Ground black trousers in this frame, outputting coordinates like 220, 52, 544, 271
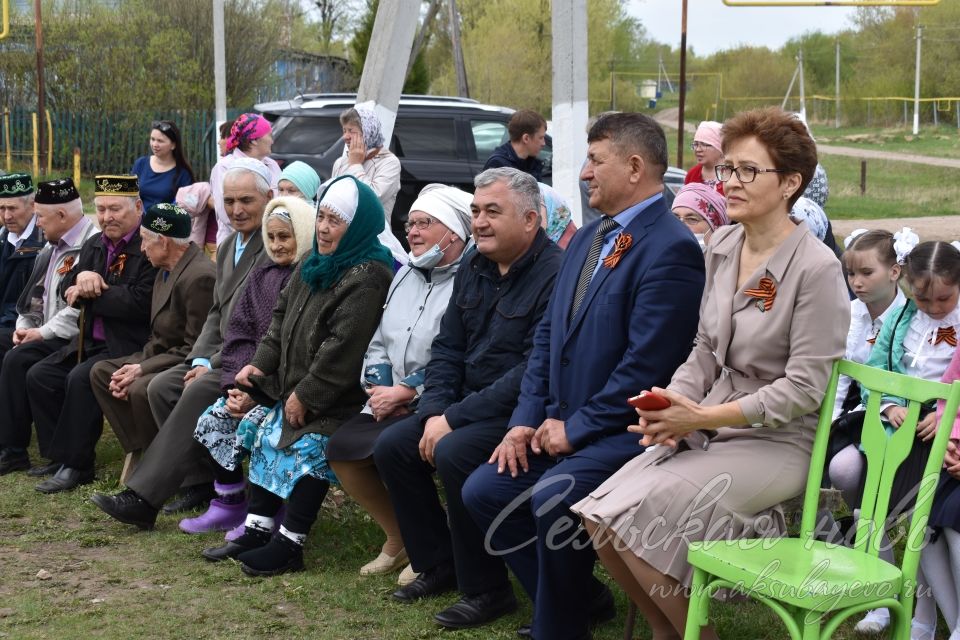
372, 413, 509, 596
30, 343, 111, 471
0, 336, 68, 453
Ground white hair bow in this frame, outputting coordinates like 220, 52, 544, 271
893, 227, 920, 265
843, 228, 868, 250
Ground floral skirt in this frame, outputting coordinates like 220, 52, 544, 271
240, 403, 338, 499
193, 397, 268, 471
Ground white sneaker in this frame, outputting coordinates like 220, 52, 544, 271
854, 609, 890, 634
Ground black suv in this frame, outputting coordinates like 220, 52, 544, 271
256, 93, 552, 239
257, 93, 684, 240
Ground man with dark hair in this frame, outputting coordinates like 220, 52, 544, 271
463, 112, 705, 640
374, 167, 562, 630
482, 109, 547, 181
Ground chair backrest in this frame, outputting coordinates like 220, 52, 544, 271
800, 359, 960, 598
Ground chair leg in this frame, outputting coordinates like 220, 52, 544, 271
119, 450, 141, 485
683, 567, 709, 640
623, 602, 637, 640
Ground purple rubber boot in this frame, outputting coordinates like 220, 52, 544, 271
179, 482, 247, 534
225, 504, 285, 541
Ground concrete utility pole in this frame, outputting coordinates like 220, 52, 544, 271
34, 0, 46, 175
552, 0, 588, 225
356, 0, 420, 145
449, 0, 469, 98
913, 24, 922, 135
798, 49, 806, 123
213, 0, 227, 143
406, 0, 442, 79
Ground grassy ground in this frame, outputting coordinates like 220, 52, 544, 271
2, 431, 949, 639
812, 124, 960, 160
819, 155, 959, 219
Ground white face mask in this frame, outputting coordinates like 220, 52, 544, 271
408, 232, 454, 269
694, 233, 707, 251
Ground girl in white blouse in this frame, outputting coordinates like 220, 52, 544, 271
832, 239, 960, 639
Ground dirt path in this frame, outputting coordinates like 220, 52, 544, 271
654, 107, 960, 168
832, 216, 960, 243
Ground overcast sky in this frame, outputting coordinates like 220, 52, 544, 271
627, 0, 859, 55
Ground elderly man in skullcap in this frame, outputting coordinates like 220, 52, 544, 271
0, 177, 96, 475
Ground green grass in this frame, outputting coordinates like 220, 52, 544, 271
1, 430, 943, 639
820, 154, 959, 219
812, 124, 960, 160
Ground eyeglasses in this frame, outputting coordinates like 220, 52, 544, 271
152, 121, 173, 134
715, 164, 788, 184
689, 141, 714, 152
674, 213, 706, 227
404, 217, 436, 233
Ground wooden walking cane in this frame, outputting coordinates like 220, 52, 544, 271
76, 304, 85, 364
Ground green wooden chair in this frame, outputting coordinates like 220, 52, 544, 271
682, 359, 960, 640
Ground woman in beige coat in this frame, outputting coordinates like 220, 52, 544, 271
572, 107, 850, 640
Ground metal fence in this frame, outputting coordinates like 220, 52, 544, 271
2, 107, 247, 178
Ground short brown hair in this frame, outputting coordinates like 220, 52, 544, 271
508, 109, 547, 142
721, 107, 817, 208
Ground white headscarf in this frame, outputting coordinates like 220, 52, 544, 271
409, 184, 473, 241
318, 176, 359, 224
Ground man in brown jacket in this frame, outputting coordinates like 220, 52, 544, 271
89, 203, 216, 483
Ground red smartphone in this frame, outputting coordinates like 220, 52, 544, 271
627, 391, 671, 411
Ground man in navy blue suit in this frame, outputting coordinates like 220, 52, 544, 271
462, 112, 706, 640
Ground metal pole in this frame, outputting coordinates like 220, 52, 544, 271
835, 39, 841, 128
34, 0, 46, 176
31, 113, 38, 176
449, 0, 469, 98
2, 109, 10, 173
213, 0, 227, 143
798, 49, 806, 122
913, 24, 922, 135
73, 147, 80, 188
677, 0, 688, 168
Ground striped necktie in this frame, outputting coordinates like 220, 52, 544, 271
570, 216, 618, 320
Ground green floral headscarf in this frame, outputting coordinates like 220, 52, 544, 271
300, 175, 394, 290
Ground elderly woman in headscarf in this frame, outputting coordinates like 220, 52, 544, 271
277, 161, 321, 205
179, 196, 316, 536
324, 184, 473, 580
537, 183, 578, 249
209, 113, 282, 245
331, 104, 407, 265
202, 175, 394, 577
671, 182, 729, 250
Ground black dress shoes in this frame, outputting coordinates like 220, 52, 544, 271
27, 461, 62, 477
391, 562, 457, 602
91, 489, 159, 530
434, 584, 518, 629
161, 483, 216, 514
0, 449, 30, 475
35, 466, 94, 494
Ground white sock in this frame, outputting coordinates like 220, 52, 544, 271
279, 525, 305, 546
245, 514, 274, 534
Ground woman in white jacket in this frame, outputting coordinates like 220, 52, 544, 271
326, 184, 473, 578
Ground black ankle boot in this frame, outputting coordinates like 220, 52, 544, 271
237, 532, 304, 576
201, 527, 271, 562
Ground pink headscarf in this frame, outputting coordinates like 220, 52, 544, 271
694, 121, 723, 150
225, 113, 272, 153
673, 183, 729, 231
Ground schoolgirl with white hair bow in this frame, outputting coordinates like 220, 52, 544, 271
836, 237, 960, 640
